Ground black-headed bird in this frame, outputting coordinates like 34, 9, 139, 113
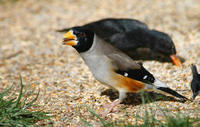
62, 27, 187, 115
191, 64, 200, 100
58, 18, 182, 66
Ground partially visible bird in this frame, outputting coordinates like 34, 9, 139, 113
191, 64, 200, 100
58, 18, 182, 66
62, 27, 187, 115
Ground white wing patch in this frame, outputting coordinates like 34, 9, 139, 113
143, 75, 148, 79
124, 72, 128, 77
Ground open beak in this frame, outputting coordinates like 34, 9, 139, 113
62, 30, 77, 46
170, 54, 182, 66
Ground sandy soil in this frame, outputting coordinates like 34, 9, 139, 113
0, 0, 200, 126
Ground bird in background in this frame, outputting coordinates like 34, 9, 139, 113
61, 27, 188, 115
191, 64, 200, 100
58, 18, 182, 66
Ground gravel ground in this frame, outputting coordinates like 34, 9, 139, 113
0, 0, 200, 126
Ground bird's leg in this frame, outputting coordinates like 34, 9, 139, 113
101, 91, 127, 116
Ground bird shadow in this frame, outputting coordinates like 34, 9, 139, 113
101, 89, 186, 106
126, 48, 185, 64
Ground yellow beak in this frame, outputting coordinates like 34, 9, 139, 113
63, 30, 77, 46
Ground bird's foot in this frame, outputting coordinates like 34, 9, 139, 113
100, 99, 121, 117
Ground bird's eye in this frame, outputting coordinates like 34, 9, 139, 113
80, 33, 85, 37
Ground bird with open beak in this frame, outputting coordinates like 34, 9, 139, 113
62, 27, 187, 116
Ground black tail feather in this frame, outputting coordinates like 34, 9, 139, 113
157, 87, 188, 100
191, 64, 199, 77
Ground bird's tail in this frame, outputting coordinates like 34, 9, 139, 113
157, 87, 188, 100
153, 78, 188, 100
191, 64, 199, 77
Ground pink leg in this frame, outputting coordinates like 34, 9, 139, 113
101, 99, 121, 117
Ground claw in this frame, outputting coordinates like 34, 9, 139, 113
100, 99, 121, 117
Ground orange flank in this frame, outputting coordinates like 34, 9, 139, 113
170, 54, 182, 66
115, 74, 145, 92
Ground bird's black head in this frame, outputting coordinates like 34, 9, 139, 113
148, 30, 176, 56
62, 27, 94, 53
147, 30, 182, 66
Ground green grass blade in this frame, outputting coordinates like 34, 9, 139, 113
86, 106, 108, 126
80, 118, 93, 127
0, 75, 53, 126
22, 90, 40, 110
0, 85, 13, 98
12, 75, 24, 108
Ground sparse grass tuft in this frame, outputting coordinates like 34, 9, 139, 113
81, 93, 200, 127
0, 75, 52, 126
83, 106, 200, 127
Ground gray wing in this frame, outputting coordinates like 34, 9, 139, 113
107, 51, 141, 70
97, 36, 141, 70
94, 35, 158, 85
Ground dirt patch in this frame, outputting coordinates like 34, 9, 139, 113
0, 0, 200, 126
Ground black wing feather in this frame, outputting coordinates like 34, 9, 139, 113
115, 65, 155, 84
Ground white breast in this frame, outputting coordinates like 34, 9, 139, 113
80, 36, 114, 86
